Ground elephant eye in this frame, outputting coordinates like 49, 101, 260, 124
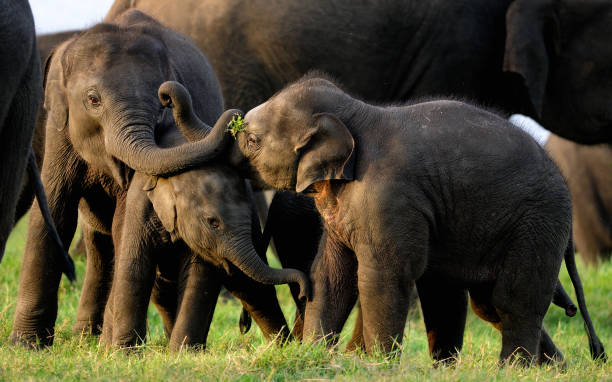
207, 217, 220, 230
86, 90, 101, 107
246, 133, 260, 150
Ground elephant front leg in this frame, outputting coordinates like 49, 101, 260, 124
169, 254, 223, 351
303, 234, 358, 345
10, 138, 84, 347
74, 222, 114, 335
356, 248, 418, 355
110, 194, 158, 348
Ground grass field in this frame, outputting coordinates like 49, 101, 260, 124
0, 217, 610, 381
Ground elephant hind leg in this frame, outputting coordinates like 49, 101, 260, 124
418, 274, 467, 364
470, 282, 563, 365
74, 223, 114, 336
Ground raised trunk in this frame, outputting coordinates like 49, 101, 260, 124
158, 81, 243, 144
225, 238, 311, 301
158, 81, 211, 141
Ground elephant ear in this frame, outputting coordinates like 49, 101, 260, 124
144, 176, 177, 234
43, 43, 69, 131
295, 113, 355, 193
503, 0, 560, 116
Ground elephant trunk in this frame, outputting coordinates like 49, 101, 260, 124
225, 238, 311, 301
158, 81, 212, 141
105, 108, 237, 176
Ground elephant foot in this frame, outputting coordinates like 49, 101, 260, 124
73, 320, 102, 336
10, 328, 54, 348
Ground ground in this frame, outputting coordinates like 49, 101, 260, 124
0, 217, 610, 381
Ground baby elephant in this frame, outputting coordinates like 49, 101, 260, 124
170, 75, 606, 364
102, 109, 310, 350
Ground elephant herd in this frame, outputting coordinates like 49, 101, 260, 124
1, 0, 611, 368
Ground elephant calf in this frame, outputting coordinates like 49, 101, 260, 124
101, 104, 310, 350
172, 74, 606, 364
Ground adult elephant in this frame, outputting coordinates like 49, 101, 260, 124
9, 10, 242, 347
14, 30, 83, 225
546, 138, 612, 264
0, 0, 74, 278
105, 0, 612, 144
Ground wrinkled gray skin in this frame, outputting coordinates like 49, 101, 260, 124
100, 99, 309, 350
545, 137, 612, 265
188, 76, 605, 364
10, 10, 239, 347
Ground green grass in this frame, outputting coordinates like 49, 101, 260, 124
0, 217, 610, 381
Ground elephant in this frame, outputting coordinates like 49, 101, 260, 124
167, 75, 607, 364
0, 0, 74, 278
511, 115, 612, 265
100, 100, 309, 350
9, 9, 247, 347
546, 137, 612, 264
14, 30, 83, 226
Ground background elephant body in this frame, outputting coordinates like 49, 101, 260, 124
11, 10, 228, 347
218, 76, 605, 363
0, 0, 42, 259
545, 137, 612, 264
105, 0, 612, 144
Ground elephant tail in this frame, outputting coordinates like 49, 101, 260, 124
28, 151, 76, 282
239, 308, 252, 334
564, 236, 606, 361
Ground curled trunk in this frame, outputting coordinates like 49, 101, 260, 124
225, 238, 311, 301
158, 81, 242, 142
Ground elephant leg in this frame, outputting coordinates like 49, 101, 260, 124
10, 129, 84, 346
110, 191, 158, 348
303, 233, 358, 346
345, 302, 364, 352
169, 254, 223, 351
224, 263, 291, 342
417, 273, 467, 364
267, 191, 323, 340
151, 272, 179, 339
357, 258, 414, 355
469, 284, 564, 365
74, 222, 114, 335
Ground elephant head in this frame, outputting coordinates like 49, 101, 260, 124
159, 78, 355, 193
42, 11, 229, 187
143, 165, 311, 301
504, 0, 612, 143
